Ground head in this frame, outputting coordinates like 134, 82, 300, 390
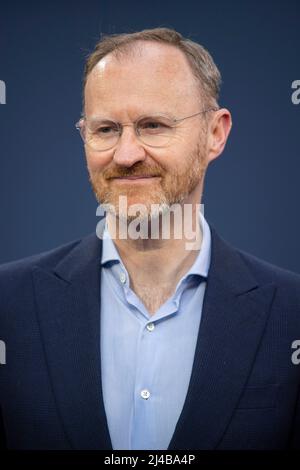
80, 27, 232, 220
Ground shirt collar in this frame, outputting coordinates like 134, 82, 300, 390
101, 210, 211, 279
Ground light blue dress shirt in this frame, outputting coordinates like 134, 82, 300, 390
100, 211, 211, 450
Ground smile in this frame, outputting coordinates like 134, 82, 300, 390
111, 176, 160, 182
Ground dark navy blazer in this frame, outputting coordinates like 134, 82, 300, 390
0, 222, 300, 449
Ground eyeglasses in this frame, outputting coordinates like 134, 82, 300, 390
75, 108, 218, 151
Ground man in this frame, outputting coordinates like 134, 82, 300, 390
0, 27, 300, 450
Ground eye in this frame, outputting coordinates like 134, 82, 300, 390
144, 121, 163, 129
139, 119, 169, 133
93, 123, 119, 137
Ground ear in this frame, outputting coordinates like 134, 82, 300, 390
206, 108, 232, 163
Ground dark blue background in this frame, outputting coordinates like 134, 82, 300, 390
0, 0, 299, 273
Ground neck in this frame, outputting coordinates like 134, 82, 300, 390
106, 201, 203, 287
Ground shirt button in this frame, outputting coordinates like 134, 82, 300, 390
119, 272, 126, 284
146, 322, 155, 332
140, 389, 151, 400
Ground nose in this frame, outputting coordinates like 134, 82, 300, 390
112, 125, 147, 167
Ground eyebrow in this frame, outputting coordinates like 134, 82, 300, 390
85, 112, 176, 122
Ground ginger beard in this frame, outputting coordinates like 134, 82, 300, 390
87, 139, 207, 223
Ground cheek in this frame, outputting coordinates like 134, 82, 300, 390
85, 148, 112, 172
164, 145, 188, 168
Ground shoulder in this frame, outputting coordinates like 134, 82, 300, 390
209, 222, 300, 310
209, 221, 300, 287
235, 247, 300, 310
235, 248, 300, 285
236, 246, 300, 287
0, 236, 85, 294
0, 232, 101, 337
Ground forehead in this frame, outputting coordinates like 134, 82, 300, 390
84, 41, 200, 117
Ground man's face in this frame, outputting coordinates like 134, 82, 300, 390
84, 41, 210, 218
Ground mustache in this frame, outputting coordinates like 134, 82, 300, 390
102, 162, 165, 179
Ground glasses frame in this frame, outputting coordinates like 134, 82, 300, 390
75, 107, 219, 151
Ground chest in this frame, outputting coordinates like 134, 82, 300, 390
132, 283, 176, 315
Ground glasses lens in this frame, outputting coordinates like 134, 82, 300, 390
78, 115, 177, 150
137, 116, 175, 147
84, 119, 120, 151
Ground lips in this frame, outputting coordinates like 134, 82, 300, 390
113, 175, 157, 180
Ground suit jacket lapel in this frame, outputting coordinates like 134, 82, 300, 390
168, 223, 277, 450
32, 233, 112, 450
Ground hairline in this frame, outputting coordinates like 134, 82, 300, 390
83, 39, 214, 114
